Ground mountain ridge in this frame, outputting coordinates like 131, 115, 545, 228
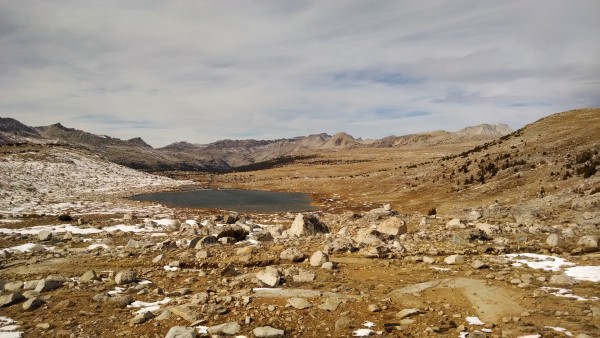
1, 116, 514, 172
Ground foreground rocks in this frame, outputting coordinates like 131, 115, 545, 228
0, 204, 598, 338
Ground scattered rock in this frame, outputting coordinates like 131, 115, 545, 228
309, 250, 329, 267
377, 217, 407, 236
444, 255, 464, 265
287, 213, 329, 237
256, 266, 281, 287
80, 270, 99, 282
279, 247, 305, 262
287, 297, 312, 309
115, 270, 137, 285
252, 326, 285, 337
22, 297, 43, 311
38, 230, 53, 241
546, 234, 561, 247
0, 292, 25, 307
208, 322, 241, 335
165, 326, 199, 338
395, 308, 423, 319
319, 298, 342, 311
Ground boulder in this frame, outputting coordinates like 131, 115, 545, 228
446, 218, 465, 229
364, 207, 393, 221
252, 326, 285, 337
287, 297, 312, 309
377, 217, 407, 236
444, 255, 464, 265
115, 270, 137, 285
546, 234, 560, 247
309, 251, 329, 267
0, 293, 25, 307
577, 235, 598, 249
279, 247, 305, 262
38, 230, 53, 241
208, 322, 241, 335
165, 326, 199, 338
287, 214, 329, 237
256, 266, 281, 287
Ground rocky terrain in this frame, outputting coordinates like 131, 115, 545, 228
0, 108, 598, 338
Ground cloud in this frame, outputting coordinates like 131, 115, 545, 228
0, 0, 598, 146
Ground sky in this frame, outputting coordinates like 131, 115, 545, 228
0, 1, 598, 147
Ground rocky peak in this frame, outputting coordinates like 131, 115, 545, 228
457, 124, 513, 137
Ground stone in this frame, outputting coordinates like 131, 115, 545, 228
324, 237, 356, 253
309, 251, 329, 267
577, 235, 598, 249
279, 247, 305, 262
23, 297, 42, 311
208, 322, 241, 335
287, 297, 312, 309
130, 311, 154, 325
63, 232, 73, 240
195, 236, 218, 248
549, 274, 576, 286
170, 305, 199, 323
475, 223, 500, 236
368, 304, 380, 312
446, 218, 465, 229
467, 210, 483, 221
256, 266, 281, 287
35, 279, 62, 292
395, 308, 423, 319
109, 294, 134, 308
252, 326, 285, 337
125, 239, 148, 250
223, 212, 239, 224
364, 207, 393, 221
4, 281, 23, 292
38, 230, 53, 241
80, 270, 99, 282
216, 225, 248, 242
334, 316, 352, 331
0, 293, 25, 307
546, 234, 560, 247
53, 299, 72, 311
321, 262, 335, 270
165, 326, 199, 338
444, 255, 464, 265
377, 217, 407, 236
319, 298, 342, 311
115, 270, 137, 285
471, 260, 489, 269
287, 213, 329, 237
292, 270, 316, 283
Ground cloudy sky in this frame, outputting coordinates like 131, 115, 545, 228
1, 1, 598, 147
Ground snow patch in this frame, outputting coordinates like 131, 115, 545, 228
128, 297, 171, 314
466, 317, 485, 325
0, 317, 22, 338
564, 266, 600, 282
505, 253, 575, 271
544, 326, 573, 336
539, 287, 599, 301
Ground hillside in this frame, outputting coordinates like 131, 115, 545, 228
212, 108, 600, 216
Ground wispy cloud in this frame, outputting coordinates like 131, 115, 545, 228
0, 0, 598, 146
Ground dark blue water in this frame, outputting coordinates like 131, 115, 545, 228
129, 189, 318, 213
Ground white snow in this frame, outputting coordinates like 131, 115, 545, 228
505, 253, 575, 271
362, 321, 376, 328
127, 297, 171, 314
0, 148, 190, 216
163, 265, 179, 272
108, 287, 125, 295
544, 326, 573, 336
353, 329, 374, 336
3, 243, 52, 253
0, 317, 22, 338
87, 244, 110, 250
466, 317, 485, 325
517, 335, 541, 338
197, 326, 209, 335
564, 266, 600, 282
431, 266, 452, 271
539, 287, 599, 301
506, 253, 600, 282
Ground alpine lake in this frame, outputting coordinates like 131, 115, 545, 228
129, 189, 318, 213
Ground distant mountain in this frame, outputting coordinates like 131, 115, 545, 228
457, 123, 513, 137
0, 117, 42, 144
1, 117, 513, 172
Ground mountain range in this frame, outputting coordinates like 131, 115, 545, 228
0, 117, 512, 172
